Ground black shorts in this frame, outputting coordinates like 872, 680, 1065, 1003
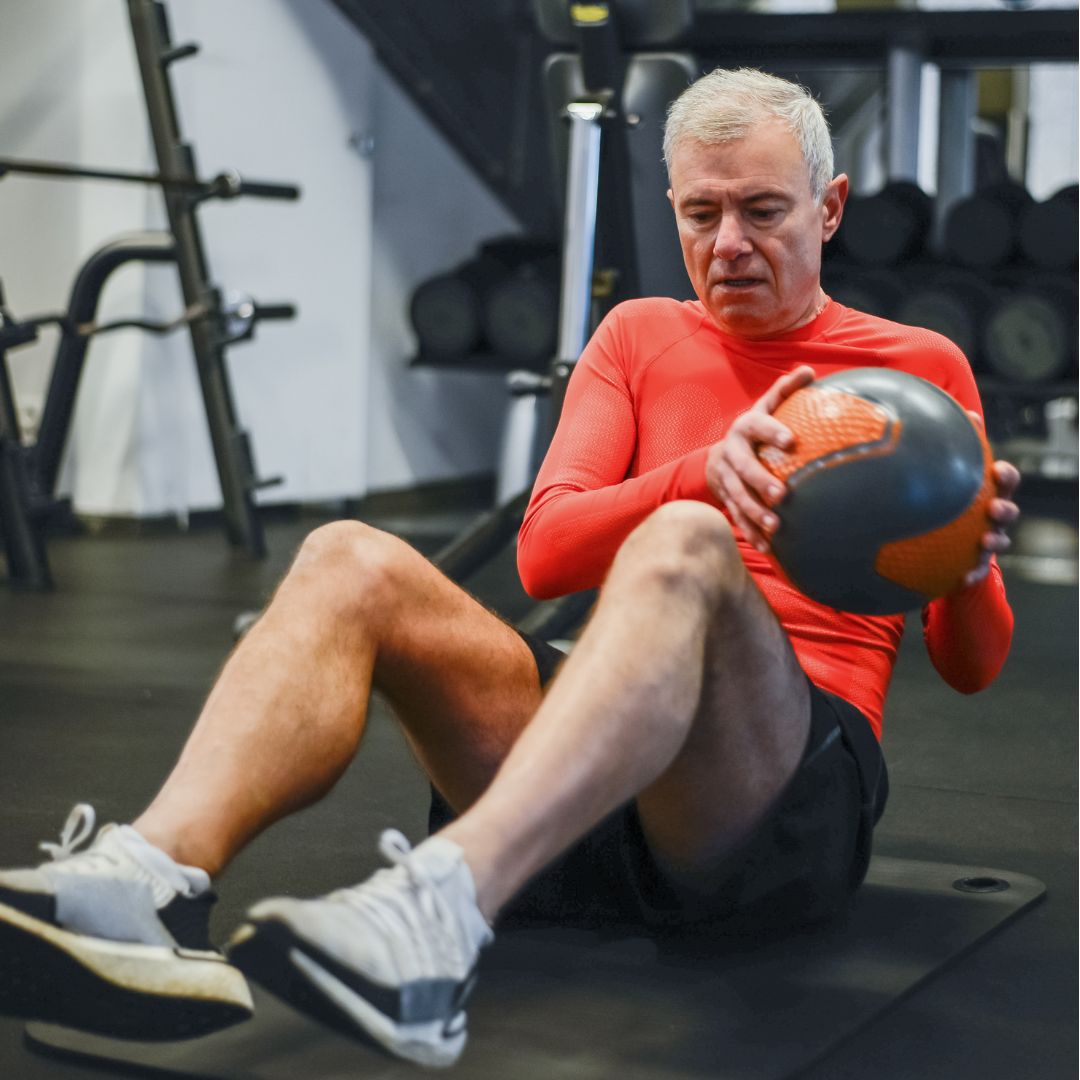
429, 631, 889, 938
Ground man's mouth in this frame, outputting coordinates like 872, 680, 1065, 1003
715, 278, 761, 288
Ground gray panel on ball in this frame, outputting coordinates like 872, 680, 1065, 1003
771, 368, 985, 615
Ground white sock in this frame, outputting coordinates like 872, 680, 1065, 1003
114, 825, 211, 898
415, 836, 494, 948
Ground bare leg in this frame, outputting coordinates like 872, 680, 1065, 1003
135, 501, 805, 923
134, 521, 543, 875
441, 501, 809, 920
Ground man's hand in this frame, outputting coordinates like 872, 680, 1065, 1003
963, 415, 1021, 588
705, 365, 815, 553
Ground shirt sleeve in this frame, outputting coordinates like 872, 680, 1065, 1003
922, 560, 1013, 693
517, 310, 721, 599
915, 337, 1014, 692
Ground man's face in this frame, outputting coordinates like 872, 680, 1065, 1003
667, 121, 847, 339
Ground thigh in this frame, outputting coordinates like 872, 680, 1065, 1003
367, 541, 546, 814
483, 654, 883, 936
619, 682, 885, 935
635, 568, 812, 873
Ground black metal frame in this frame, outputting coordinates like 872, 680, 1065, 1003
0, 298, 49, 588
423, 1, 644, 638
686, 7, 1078, 67
32, 235, 179, 498
0, 236, 180, 588
0, 156, 300, 202
127, 0, 276, 557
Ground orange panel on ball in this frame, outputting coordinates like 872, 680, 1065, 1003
874, 433, 995, 598
761, 386, 900, 482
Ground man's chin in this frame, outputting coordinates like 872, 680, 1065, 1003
703, 292, 819, 340
705, 303, 777, 340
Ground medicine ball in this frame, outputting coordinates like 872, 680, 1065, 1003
758, 368, 994, 614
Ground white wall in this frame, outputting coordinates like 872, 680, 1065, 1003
1027, 62, 1080, 199
160, 0, 377, 513
0, 0, 152, 514
365, 64, 521, 492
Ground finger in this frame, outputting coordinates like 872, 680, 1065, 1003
726, 435, 791, 509
961, 516, 1016, 587
731, 505, 771, 554
738, 411, 797, 452
966, 409, 985, 429
721, 490, 768, 552
992, 460, 1022, 499
979, 530, 1012, 555
758, 365, 815, 415
714, 462, 775, 551
987, 497, 1020, 526
962, 542, 997, 587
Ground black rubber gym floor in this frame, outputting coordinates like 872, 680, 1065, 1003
0, 509, 1075, 1078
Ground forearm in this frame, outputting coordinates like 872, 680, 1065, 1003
923, 561, 1013, 693
518, 446, 719, 597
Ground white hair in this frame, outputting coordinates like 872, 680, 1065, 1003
663, 67, 834, 202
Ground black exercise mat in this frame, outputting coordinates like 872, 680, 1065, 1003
25, 856, 1044, 1080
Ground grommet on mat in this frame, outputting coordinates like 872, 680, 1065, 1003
953, 876, 1011, 894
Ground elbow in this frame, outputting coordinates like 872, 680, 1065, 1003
517, 509, 567, 600
518, 565, 545, 600
519, 570, 562, 602
937, 657, 1007, 696
951, 674, 994, 696
516, 544, 560, 601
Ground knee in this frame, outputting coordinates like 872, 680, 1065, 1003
288, 520, 415, 620
611, 502, 741, 602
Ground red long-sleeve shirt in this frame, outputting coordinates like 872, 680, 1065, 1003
518, 298, 1013, 738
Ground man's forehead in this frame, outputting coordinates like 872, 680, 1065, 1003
668, 130, 812, 198
675, 174, 792, 201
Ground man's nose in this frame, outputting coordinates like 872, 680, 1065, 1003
713, 214, 751, 261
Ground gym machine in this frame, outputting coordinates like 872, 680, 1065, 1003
429, 1, 696, 641
0, 0, 298, 588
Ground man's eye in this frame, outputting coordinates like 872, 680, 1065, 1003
750, 209, 780, 221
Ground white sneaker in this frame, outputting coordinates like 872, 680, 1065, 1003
228, 829, 493, 1068
0, 804, 253, 1040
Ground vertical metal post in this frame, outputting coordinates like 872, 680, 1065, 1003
126, 0, 266, 556
1005, 66, 1030, 185
556, 102, 604, 364
886, 43, 924, 182
935, 68, 977, 247
0, 334, 51, 589
551, 101, 603, 428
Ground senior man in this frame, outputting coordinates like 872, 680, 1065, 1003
0, 68, 1018, 1068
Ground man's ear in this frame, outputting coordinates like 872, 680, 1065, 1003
667, 187, 675, 211
821, 173, 849, 242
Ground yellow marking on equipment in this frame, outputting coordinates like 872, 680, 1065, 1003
571, 3, 610, 26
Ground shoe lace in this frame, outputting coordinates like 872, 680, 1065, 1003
37, 803, 132, 879
39, 803, 97, 861
332, 830, 462, 969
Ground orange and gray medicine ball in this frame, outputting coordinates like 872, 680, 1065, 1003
758, 368, 994, 614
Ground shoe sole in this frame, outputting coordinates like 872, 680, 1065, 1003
0, 900, 253, 1041
228, 918, 465, 1068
